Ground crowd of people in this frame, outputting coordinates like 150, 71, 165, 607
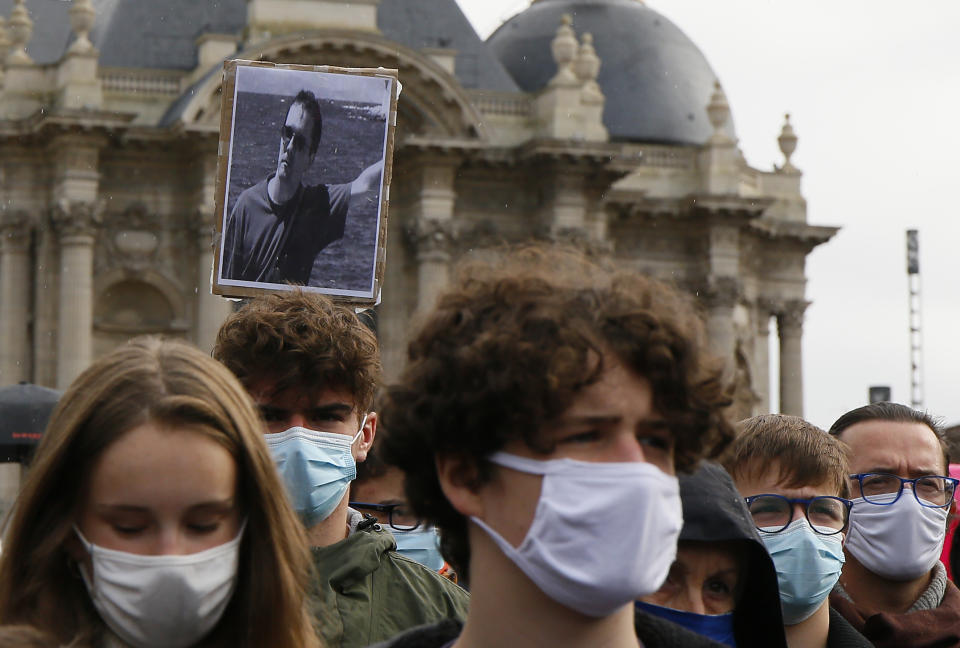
0, 245, 957, 648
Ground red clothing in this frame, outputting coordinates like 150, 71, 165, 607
830, 581, 960, 648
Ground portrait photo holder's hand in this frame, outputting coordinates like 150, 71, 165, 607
211, 59, 398, 307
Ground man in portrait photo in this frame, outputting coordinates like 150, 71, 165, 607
222, 88, 384, 286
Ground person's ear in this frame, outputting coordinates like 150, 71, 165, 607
355, 411, 377, 463
64, 524, 90, 575
436, 453, 485, 519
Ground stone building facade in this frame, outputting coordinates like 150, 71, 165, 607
0, 0, 836, 422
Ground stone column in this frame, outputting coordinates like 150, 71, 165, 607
777, 300, 807, 417
703, 221, 741, 378
0, 212, 31, 384
704, 276, 740, 375
753, 302, 773, 414
546, 165, 588, 237
53, 203, 98, 389
413, 223, 454, 315
191, 150, 233, 353
0, 463, 21, 524
410, 158, 458, 314
194, 211, 233, 353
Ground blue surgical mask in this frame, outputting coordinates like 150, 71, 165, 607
760, 517, 844, 625
392, 526, 444, 571
265, 416, 366, 527
635, 600, 736, 647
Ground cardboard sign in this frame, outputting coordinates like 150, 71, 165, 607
212, 59, 397, 304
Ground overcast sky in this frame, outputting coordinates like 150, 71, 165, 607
454, 0, 960, 430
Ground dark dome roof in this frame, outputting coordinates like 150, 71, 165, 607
487, 0, 734, 145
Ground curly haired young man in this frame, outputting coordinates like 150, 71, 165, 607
213, 292, 468, 648
376, 246, 735, 648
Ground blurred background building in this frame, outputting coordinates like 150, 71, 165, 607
0, 0, 837, 496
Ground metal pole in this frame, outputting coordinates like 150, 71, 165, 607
906, 229, 923, 409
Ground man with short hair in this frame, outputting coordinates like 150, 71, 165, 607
213, 291, 468, 648
828, 402, 960, 648
723, 414, 870, 648
351, 441, 454, 580
223, 89, 383, 284
376, 246, 736, 648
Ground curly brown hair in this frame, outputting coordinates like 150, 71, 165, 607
213, 291, 381, 414
381, 246, 734, 573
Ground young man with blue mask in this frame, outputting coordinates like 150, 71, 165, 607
828, 403, 960, 648
723, 415, 871, 648
213, 292, 468, 648
374, 246, 737, 648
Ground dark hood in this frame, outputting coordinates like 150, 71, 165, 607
678, 461, 787, 648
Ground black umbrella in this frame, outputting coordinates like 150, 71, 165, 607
0, 382, 62, 462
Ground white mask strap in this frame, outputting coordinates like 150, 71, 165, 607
488, 451, 552, 475
352, 413, 369, 444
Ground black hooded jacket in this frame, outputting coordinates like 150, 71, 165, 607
669, 461, 788, 648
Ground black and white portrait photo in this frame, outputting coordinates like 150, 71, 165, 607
213, 61, 396, 302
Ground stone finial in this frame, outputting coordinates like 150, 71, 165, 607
68, 0, 97, 54
706, 81, 731, 143
574, 33, 600, 83
8, 0, 33, 64
549, 14, 579, 86
778, 113, 798, 171
575, 32, 606, 141
0, 18, 9, 64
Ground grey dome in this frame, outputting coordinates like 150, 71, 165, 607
487, 0, 734, 145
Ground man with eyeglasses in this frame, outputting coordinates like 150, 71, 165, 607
213, 291, 468, 647
223, 88, 383, 284
828, 402, 960, 648
351, 440, 456, 581
723, 414, 872, 648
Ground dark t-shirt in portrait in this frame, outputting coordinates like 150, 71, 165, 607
222, 175, 350, 285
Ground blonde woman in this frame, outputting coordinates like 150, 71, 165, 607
0, 337, 321, 648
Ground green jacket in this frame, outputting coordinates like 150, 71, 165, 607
310, 519, 470, 648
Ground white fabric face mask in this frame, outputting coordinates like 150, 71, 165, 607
471, 452, 683, 617
75, 524, 245, 648
845, 492, 948, 581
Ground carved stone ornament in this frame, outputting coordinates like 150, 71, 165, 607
100, 204, 165, 269
0, 209, 30, 250
755, 298, 779, 333
549, 14, 580, 87
0, 17, 10, 64
51, 199, 103, 239
777, 113, 799, 172
68, 0, 96, 55
404, 218, 456, 257
8, 0, 33, 65
703, 275, 742, 308
777, 300, 808, 334
706, 82, 731, 142
574, 33, 600, 83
